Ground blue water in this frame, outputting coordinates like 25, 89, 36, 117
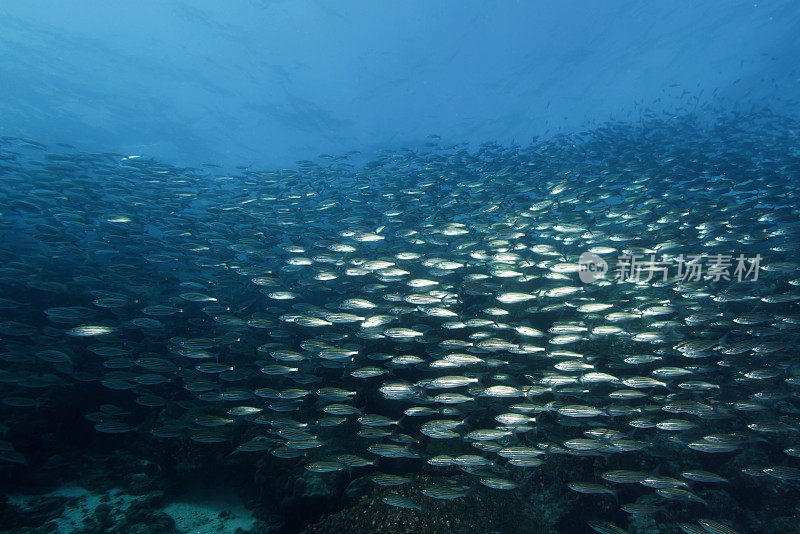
1, 1, 798, 168
2, 4, 800, 534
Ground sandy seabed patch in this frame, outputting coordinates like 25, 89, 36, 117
8, 483, 256, 534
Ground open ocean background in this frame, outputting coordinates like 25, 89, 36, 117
1, 1, 798, 167
1, 2, 799, 534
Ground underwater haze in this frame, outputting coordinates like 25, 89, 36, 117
1, 1, 799, 167
1, 2, 800, 534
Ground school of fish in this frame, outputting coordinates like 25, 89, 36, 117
0, 109, 799, 533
